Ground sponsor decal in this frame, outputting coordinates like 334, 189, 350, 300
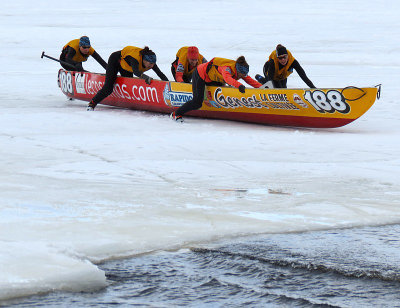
130, 84, 159, 103
203, 91, 221, 108
59, 70, 74, 95
59, 70, 161, 104
163, 84, 193, 107
264, 93, 289, 103
214, 87, 266, 109
293, 93, 308, 108
304, 90, 350, 114
212, 88, 299, 111
177, 63, 184, 72
264, 102, 299, 110
75, 73, 86, 94
84, 75, 159, 104
206, 90, 213, 101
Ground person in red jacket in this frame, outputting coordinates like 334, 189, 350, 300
171, 46, 207, 83
170, 56, 261, 122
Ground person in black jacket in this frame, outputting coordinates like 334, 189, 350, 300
87, 46, 168, 110
255, 44, 315, 88
60, 36, 107, 72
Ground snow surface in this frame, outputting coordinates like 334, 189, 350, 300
0, 0, 399, 301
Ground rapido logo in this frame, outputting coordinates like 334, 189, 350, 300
163, 84, 193, 107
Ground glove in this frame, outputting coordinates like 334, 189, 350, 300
141, 73, 153, 85
238, 85, 246, 93
255, 74, 266, 84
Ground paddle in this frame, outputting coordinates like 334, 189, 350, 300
41, 51, 77, 71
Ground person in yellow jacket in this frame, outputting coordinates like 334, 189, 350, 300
60, 36, 107, 72
170, 56, 261, 122
255, 44, 315, 88
171, 46, 207, 83
87, 46, 168, 110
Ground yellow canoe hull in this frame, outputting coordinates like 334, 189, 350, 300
58, 69, 380, 128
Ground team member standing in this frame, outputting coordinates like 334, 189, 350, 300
255, 44, 316, 88
87, 46, 168, 110
170, 56, 261, 122
60, 36, 107, 72
171, 46, 207, 83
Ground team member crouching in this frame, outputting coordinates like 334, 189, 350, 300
170, 56, 262, 122
60, 36, 107, 72
87, 46, 168, 110
255, 44, 315, 88
171, 46, 207, 83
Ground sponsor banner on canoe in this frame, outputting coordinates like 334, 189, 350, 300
210, 87, 301, 111
209, 87, 354, 115
164, 82, 353, 114
165, 81, 303, 111
59, 70, 164, 105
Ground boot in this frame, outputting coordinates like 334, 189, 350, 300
170, 111, 184, 123
255, 74, 267, 84
87, 100, 96, 111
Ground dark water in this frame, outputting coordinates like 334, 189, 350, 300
5, 225, 400, 307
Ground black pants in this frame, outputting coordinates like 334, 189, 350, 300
171, 64, 191, 83
175, 69, 206, 116
91, 51, 133, 105
261, 61, 287, 88
262, 77, 287, 88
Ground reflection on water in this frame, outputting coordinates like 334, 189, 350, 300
7, 224, 400, 307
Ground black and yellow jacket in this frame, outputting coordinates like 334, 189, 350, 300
264, 49, 315, 88
268, 49, 295, 81
120, 46, 168, 81
60, 39, 107, 71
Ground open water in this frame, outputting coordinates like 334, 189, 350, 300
4, 224, 400, 307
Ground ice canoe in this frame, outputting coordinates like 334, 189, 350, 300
58, 69, 380, 128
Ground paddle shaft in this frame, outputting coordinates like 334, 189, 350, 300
41, 51, 77, 71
